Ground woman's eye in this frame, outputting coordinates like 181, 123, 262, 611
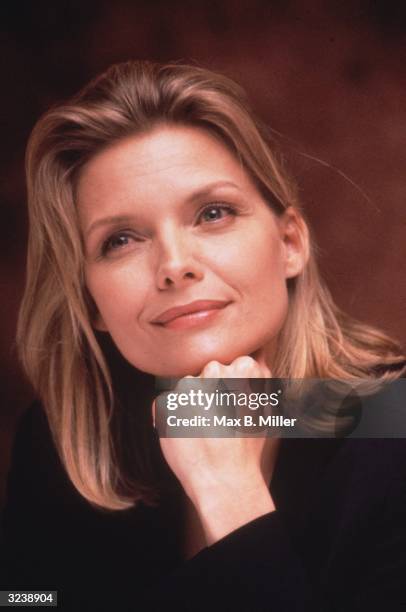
100, 232, 139, 257
198, 204, 236, 224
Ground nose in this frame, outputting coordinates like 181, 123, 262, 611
155, 228, 204, 290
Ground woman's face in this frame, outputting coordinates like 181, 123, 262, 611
77, 125, 306, 376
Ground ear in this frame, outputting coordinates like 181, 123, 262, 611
279, 207, 310, 279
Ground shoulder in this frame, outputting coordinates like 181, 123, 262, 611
273, 424, 406, 535
326, 437, 406, 497
4, 400, 99, 517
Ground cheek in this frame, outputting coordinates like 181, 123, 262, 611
245, 233, 289, 323
205, 224, 283, 285
85, 265, 148, 330
238, 227, 287, 295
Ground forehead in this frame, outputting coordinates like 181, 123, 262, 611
76, 124, 255, 207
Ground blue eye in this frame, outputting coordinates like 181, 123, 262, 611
198, 204, 236, 223
100, 232, 136, 256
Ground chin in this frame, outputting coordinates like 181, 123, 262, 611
145, 345, 259, 378
143, 360, 210, 378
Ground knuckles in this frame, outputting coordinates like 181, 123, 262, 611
200, 356, 265, 378
232, 356, 258, 370
201, 360, 223, 377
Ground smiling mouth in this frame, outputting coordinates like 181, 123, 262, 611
152, 300, 231, 330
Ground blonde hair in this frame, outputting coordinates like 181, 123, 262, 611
17, 61, 405, 510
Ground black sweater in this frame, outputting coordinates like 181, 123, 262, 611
1, 400, 406, 611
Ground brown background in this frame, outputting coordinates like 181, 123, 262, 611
1, 0, 405, 509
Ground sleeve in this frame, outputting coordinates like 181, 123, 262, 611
149, 439, 406, 612
149, 511, 317, 611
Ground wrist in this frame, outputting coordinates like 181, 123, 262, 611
190, 477, 275, 545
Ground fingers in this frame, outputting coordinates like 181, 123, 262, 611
153, 355, 271, 433
200, 360, 224, 377
230, 355, 270, 378
200, 355, 271, 378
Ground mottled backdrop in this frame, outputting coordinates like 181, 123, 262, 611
1, 0, 405, 507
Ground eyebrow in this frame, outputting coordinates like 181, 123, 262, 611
84, 180, 241, 239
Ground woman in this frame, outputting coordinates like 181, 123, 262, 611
3, 61, 406, 610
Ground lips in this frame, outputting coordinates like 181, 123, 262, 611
151, 300, 231, 325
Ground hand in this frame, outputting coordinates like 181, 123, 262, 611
153, 353, 279, 545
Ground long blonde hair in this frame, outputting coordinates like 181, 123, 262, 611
17, 61, 405, 510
